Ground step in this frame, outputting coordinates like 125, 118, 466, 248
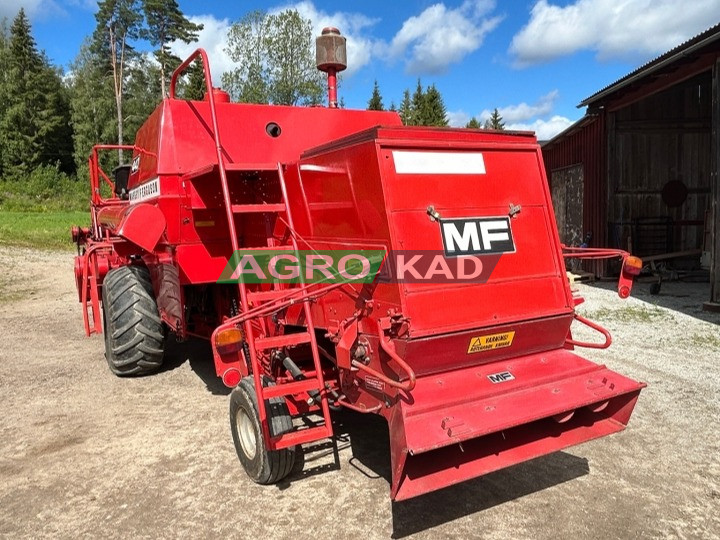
254, 332, 312, 350
262, 377, 323, 399
270, 425, 332, 450
231, 203, 286, 214
225, 162, 278, 172
247, 289, 297, 303
233, 245, 296, 252
182, 162, 279, 181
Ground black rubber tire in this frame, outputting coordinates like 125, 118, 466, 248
229, 376, 296, 484
101, 265, 165, 376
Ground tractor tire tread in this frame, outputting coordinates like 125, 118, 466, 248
102, 266, 164, 377
230, 376, 295, 485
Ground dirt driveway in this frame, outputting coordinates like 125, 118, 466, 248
1, 246, 718, 539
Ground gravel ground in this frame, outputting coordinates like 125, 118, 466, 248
0, 246, 718, 539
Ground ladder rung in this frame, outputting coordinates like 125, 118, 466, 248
262, 377, 322, 399
225, 162, 278, 172
231, 203, 286, 214
271, 425, 332, 449
248, 289, 296, 302
234, 245, 296, 252
254, 332, 311, 350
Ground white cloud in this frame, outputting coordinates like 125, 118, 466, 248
169, 15, 233, 87
510, 0, 720, 66
388, 0, 503, 74
507, 115, 575, 140
447, 110, 471, 127
273, 1, 381, 76
0, 0, 64, 20
479, 90, 559, 123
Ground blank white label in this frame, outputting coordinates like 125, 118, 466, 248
392, 151, 486, 175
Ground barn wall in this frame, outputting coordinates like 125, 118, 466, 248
542, 115, 607, 274
608, 72, 712, 257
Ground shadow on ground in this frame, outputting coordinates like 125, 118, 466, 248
160, 336, 231, 395
284, 410, 590, 538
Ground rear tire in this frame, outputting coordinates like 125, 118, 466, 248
102, 265, 165, 376
230, 376, 296, 484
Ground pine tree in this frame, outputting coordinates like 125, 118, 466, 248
124, 55, 162, 139
421, 84, 448, 127
93, 0, 143, 163
183, 60, 206, 100
389, 101, 397, 112
69, 40, 117, 174
410, 79, 424, 126
484, 108, 505, 130
0, 9, 72, 179
466, 117, 481, 128
143, 0, 202, 97
0, 21, 9, 177
398, 89, 412, 126
367, 80, 384, 111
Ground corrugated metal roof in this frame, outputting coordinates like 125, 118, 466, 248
579, 22, 720, 107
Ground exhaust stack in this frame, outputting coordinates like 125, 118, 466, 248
316, 27, 347, 108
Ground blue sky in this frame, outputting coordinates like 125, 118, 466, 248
3, 0, 720, 139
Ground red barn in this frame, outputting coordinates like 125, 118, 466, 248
542, 23, 720, 310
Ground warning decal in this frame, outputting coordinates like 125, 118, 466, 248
467, 331, 515, 354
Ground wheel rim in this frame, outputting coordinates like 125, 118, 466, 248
236, 408, 257, 459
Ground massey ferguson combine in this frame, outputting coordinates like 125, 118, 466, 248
72, 28, 645, 500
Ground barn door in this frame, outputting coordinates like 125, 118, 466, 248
551, 164, 584, 246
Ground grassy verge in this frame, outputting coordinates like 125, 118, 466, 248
0, 211, 88, 250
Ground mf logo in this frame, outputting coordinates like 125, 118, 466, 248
441, 217, 515, 257
487, 371, 515, 384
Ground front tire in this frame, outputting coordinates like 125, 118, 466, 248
102, 265, 165, 376
230, 376, 295, 484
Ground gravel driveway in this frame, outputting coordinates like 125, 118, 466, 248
0, 246, 718, 539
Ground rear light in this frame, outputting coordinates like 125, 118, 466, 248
215, 327, 244, 355
622, 255, 643, 276
222, 368, 242, 387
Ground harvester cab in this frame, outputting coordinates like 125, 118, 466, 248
72, 27, 644, 502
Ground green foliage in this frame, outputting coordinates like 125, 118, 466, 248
367, 80, 384, 111
0, 10, 73, 179
142, 0, 202, 96
93, 0, 144, 162
466, 117, 481, 128
69, 40, 117, 173
124, 55, 162, 136
0, 165, 87, 212
484, 108, 505, 130
183, 59, 206, 100
223, 9, 323, 105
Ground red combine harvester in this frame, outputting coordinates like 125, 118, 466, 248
72, 29, 645, 501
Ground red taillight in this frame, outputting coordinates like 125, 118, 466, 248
622, 255, 643, 276
222, 368, 242, 387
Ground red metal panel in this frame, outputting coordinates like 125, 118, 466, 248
385, 347, 645, 501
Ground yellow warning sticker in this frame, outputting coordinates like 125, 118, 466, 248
467, 331, 516, 354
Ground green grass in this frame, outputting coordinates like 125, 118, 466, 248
586, 304, 671, 323
0, 210, 88, 250
690, 333, 720, 349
